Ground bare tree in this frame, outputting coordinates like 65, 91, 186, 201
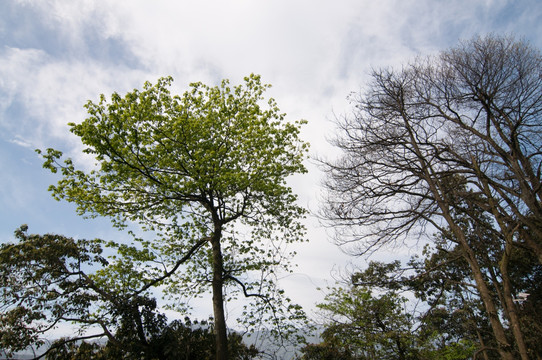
321, 35, 542, 360
426, 35, 542, 262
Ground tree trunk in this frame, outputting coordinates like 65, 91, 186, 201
403, 116, 516, 360
472, 157, 530, 359
501, 241, 530, 360
211, 225, 228, 360
451, 224, 515, 360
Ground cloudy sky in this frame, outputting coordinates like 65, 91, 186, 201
1, 0, 542, 333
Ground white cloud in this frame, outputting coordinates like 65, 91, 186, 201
9, 135, 33, 148
0, 46, 153, 169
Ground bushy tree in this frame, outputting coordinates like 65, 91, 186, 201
300, 277, 478, 360
316, 286, 418, 360
44, 318, 260, 360
0, 227, 262, 360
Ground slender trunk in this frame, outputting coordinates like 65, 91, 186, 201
476, 328, 491, 360
450, 223, 515, 360
211, 225, 228, 360
501, 240, 530, 360
402, 115, 515, 360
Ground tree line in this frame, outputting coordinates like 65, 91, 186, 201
1, 35, 541, 359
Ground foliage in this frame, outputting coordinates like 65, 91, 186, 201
298, 341, 355, 360
300, 278, 478, 360
44, 318, 260, 360
44, 340, 104, 360
0, 225, 109, 355
0, 226, 261, 359
0, 226, 159, 358
317, 286, 418, 360
37, 74, 309, 358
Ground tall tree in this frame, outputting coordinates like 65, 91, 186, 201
321, 35, 542, 359
38, 74, 309, 360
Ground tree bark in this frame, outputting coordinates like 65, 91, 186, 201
501, 241, 530, 360
451, 225, 515, 360
401, 114, 516, 360
211, 224, 228, 360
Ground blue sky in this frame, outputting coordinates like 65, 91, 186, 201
1, 0, 542, 335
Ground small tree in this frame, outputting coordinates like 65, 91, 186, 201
38, 74, 309, 360
0, 226, 263, 359
315, 286, 419, 360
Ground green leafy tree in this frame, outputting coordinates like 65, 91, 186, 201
37, 74, 309, 360
0, 227, 261, 360
0, 226, 167, 359
0, 226, 112, 357
303, 263, 480, 360
405, 247, 499, 359
311, 285, 420, 360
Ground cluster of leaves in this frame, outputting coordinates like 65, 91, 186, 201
0, 226, 261, 359
44, 318, 260, 360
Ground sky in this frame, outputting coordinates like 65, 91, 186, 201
1, 0, 542, 338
